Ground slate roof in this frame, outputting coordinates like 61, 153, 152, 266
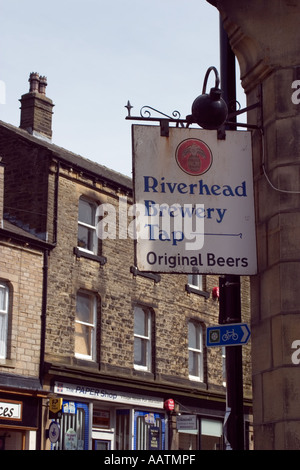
0, 120, 132, 192
0, 219, 53, 249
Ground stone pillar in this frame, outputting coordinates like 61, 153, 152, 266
207, 0, 300, 450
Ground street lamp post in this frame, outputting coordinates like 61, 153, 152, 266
187, 19, 246, 450
219, 17, 245, 450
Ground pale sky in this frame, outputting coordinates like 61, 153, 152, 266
1, 0, 245, 177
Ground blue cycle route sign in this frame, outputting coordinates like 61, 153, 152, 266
206, 323, 251, 347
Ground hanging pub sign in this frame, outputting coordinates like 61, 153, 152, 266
132, 125, 257, 275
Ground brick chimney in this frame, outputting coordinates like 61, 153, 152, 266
19, 72, 54, 141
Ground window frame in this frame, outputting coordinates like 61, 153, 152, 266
75, 290, 97, 361
188, 321, 204, 382
187, 274, 203, 290
186, 274, 209, 299
77, 197, 98, 255
133, 306, 152, 372
0, 282, 9, 360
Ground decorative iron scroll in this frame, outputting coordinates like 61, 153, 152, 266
125, 101, 183, 122
139, 106, 181, 121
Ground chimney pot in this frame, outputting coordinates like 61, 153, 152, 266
29, 72, 40, 93
39, 76, 47, 95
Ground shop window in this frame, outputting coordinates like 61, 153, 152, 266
75, 291, 97, 361
178, 430, 199, 450
92, 409, 113, 450
93, 409, 110, 429
0, 430, 26, 450
116, 409, 130, 450
188, 321, 204, 382
134, 306, 152, 371
93, 439, 111, 450
178, 417, 223, 450
51, 401, 89, 450
200, 418, 223, 450
0, 282, 9, 359
78, 197, 98, 254
134, 411, 165, 450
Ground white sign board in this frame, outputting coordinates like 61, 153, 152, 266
0, 400, 22, 421
132, 125, 257, 275
54, 382, 164, 409
177, 414, 197, 431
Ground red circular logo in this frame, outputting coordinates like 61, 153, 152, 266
175, 139, 213, 176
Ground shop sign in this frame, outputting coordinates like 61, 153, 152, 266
176, 414, 197, 431
49, 397, 63, 414
54, 382, 164, 409
0, 399, 22, 421
164, 398, 175, 411
64, 428, 77, 450
63, 401, 76, 414
48, 421, 60, 444
149, 426, 160, 450
132, 125, 257, 275
144, 412, 156, 424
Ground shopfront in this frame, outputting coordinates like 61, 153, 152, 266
0, 393, 40, 450
175, 404, 253, 450
46, 382, 252, 450
177, 414, 224, 450
48, 381, 166, 450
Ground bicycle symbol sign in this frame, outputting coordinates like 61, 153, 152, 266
222, 329, 239, 342
206, 323, 251, 347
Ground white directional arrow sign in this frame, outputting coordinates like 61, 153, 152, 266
206, 323, 251, 347
240, 325, 250, 343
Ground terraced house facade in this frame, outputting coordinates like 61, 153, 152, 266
0, 73, 253, 450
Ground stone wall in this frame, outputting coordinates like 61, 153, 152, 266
0, 240, 44, 377
0, 121, 253, 403
45, 164, 252, 394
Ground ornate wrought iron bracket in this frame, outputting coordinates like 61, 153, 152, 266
217, 83, 263, 138
125, 90, 262, 138
125, 102, 188, 137
226, 101, 262, 129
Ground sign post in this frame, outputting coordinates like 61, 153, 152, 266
219, 16, 246, 451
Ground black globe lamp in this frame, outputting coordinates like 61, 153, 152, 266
187, 66, 228, 130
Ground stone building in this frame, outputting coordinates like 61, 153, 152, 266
208, 0, 300, 450
0, 73, 253, 450
0, 161, 52, 449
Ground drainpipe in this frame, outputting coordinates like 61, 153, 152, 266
53, 161, 60, 244
38, 161, 59, 448
39, 248, 49, 384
